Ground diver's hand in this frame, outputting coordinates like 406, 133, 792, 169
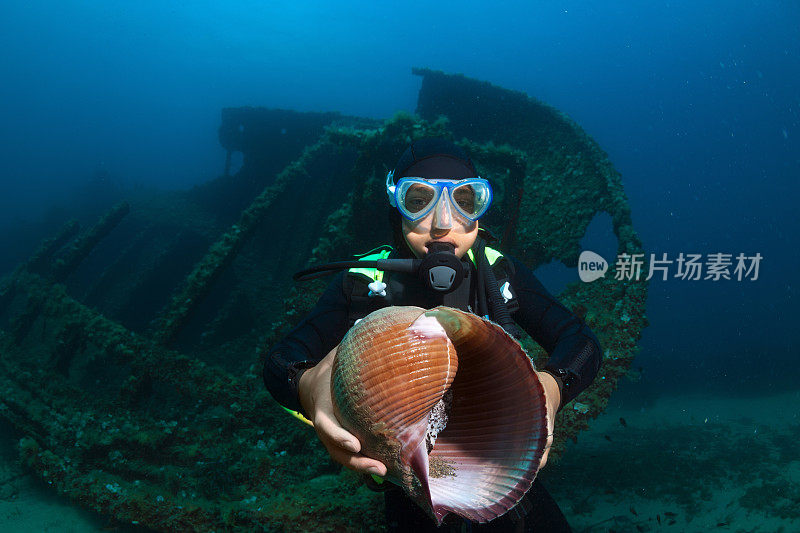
298, 345, 387, 477
535, 370, 561, 469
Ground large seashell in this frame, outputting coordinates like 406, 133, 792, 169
331, 306, 549, 525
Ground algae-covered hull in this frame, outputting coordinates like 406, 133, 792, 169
0, 69, 647, 532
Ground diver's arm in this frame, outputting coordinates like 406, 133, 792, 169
264, 273, 386, 476
262, 272, 351, 413
508, 256, 603, 408
262, 272, 388, 476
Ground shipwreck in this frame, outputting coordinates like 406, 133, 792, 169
0, 69, 647, 531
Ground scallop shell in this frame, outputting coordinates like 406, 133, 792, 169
331, 306, 549, 525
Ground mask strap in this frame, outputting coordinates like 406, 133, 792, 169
386, 171, 397, 207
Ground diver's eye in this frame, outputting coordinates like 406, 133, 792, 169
456, 198, 474, 211
453, 186, 476, 213
404, 185, 435, 213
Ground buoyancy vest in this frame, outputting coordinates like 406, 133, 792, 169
345, 244, 519, 324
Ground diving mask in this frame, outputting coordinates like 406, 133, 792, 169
386, 172, 493, 223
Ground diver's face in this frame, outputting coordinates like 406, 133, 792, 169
401, 186, 480, 258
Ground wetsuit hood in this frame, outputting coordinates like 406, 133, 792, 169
393, 138, 478, 180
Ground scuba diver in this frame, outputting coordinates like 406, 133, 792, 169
264, 138, 602, 532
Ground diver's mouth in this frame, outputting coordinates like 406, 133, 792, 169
424, 240, 457, 256
425, 239, 456, 249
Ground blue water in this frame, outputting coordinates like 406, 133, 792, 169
4, 0, 795, 393
0, 2, 798, 528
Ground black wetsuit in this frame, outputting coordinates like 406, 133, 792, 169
264, 250, 602, 532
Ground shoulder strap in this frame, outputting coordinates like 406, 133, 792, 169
347, 246, 393, 283
467, 245, 504, 267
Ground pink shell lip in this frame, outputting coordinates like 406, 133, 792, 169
332, 306, 549, 525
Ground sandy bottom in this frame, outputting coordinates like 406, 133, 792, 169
543, 388, 800, 532
0, 425, 149, 532
1, 389, 798, 532
0, 430, 106, 532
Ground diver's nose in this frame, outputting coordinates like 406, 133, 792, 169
432, 192, 454, 230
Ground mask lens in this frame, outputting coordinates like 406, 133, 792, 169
452, 184, 476, 215
452, 181, 491, 219
404, 183, 436, 214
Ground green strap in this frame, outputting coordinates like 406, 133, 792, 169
348, 248, 393, 283
350, 245, 502, 281
467, 245, 504, 266
281, 406, 313, 427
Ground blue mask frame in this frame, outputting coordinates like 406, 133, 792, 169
386, 172, 493, 222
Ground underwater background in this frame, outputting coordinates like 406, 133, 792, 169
0, 1, 798, 531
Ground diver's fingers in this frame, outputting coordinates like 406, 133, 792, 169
540, 430, 554, 469
540, 404, 556, 470
314, 409, 361, 454
328, 448, 387, 476
348, 455, 387, 476
312, 411, 387, 475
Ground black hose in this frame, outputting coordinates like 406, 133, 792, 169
293, 261, 373, 281
293, 258, 419, 282
478, 239, 523, 339
475, 239, 488, 317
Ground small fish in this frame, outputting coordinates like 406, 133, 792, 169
664, 512, 677, 518
657, 514, 661, 524
630, 505, 638, 516
717, 522, 728, 527
668, 520, 676, 525
619, 417, 628, 427
605, 435, 613, 442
